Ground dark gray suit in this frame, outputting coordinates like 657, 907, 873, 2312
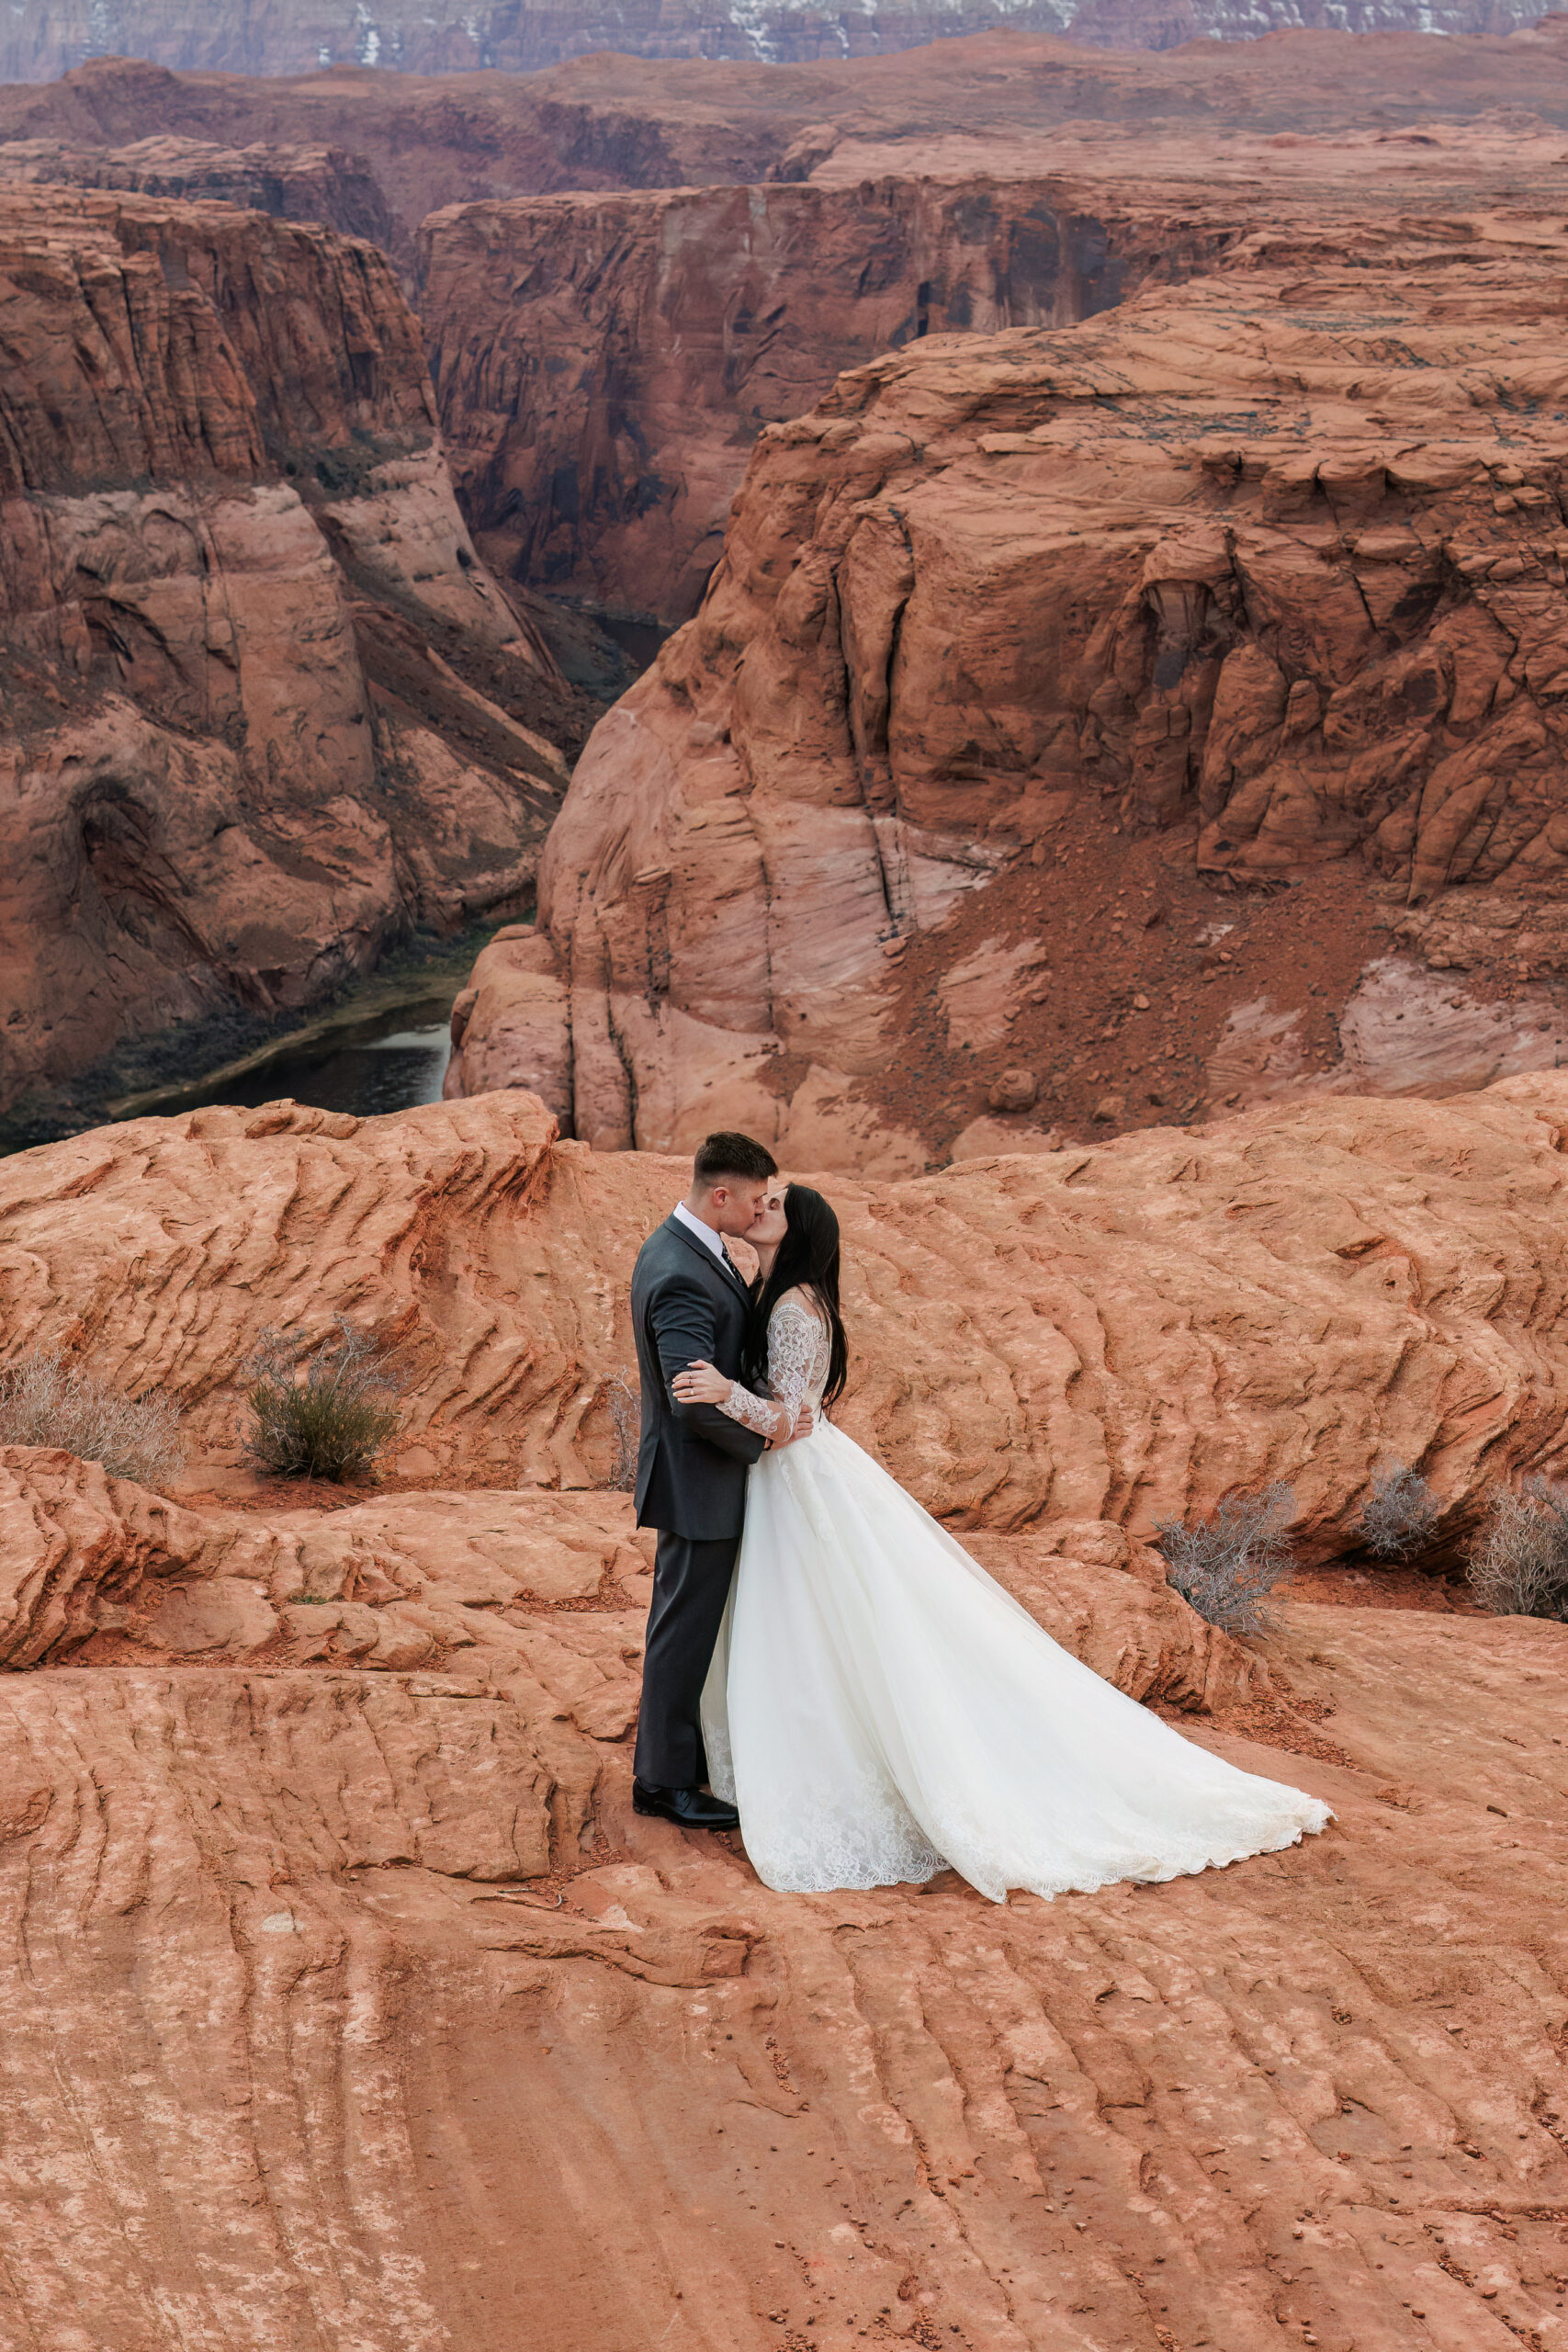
630, 1213, 765, 1788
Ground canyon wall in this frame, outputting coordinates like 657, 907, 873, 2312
448, 153, 1568, 1165
9, 32, 1568, 263
0, 1085, 1564, 2347
0, 132, 395, 243
422, 175, 1239, 622
0, 185, 585, 1147
0, 0, 1561, 83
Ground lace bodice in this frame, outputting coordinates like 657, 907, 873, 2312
716, 1295, 830, 1442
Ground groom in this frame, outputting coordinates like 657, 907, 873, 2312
630, 1130, 805, 1830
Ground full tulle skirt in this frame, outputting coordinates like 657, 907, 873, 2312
699, 1419, 1331, 1901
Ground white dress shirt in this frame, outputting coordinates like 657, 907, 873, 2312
672, 1200, 728, 1264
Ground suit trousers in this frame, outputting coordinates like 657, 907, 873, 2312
633, 1529, 739, 1788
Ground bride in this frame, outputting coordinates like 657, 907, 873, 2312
671, 1181, 1330, 1901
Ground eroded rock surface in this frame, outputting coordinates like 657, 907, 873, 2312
0, 1093, 1564, 2347
0, 185, 588, 1145
0, 131, 394, 242
9, 34, 1568, 263
422, 175, 1236, 623
467, 156, 1568, 1162
9, 1080, 1568, 1547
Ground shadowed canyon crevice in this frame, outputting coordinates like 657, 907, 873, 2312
0, 183, 595, 1146
420, 175, 1239, 624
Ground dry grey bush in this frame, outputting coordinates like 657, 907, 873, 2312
0, 1351, 185, 1487
1154, 1481, 1296, 1635
1467, 1480, 1568, 1622
1360, 1460, 1442, 1560
607, 1371, 639, 1492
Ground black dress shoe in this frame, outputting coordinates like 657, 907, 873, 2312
633, 1780, 740, 1831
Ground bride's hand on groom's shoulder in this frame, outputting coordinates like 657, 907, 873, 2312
671, 1358, 731, 1406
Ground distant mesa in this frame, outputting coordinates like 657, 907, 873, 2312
1, 0, 1564, 81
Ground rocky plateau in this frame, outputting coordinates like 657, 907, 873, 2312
7, 28, 1568, 260
0, 1078, 1563, 2346
0, 129, 395, 243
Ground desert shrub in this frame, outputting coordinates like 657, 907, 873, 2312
1154, 1481, 1296, 1635
244, 1317, 401, 1483
1467, 1480, 1568, 1622
1359, 1460, 1442, 1560
606, 1370, 639, 1492
0, 1351, 185, 1487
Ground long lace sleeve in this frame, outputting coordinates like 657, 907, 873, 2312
716, 1299, 823, 1442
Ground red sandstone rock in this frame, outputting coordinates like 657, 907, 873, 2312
8, 1079, 1568, 1548
0, 51, 816, 263
421, 176, 1235, 623
0, 131, 393, 243
465, 159, 1568, 1161
0, 1604, 1560, 2346
0, 1444, 1267, 1720
0, 186, 582, 1141
9, 33, 1568, 262
0, 1093, 1564, 2345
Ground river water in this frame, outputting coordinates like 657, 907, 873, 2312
178, 1012, 453, 1120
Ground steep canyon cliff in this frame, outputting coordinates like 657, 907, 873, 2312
422, 175, 1238, 623
449, 147, 1568, 1165
0, 186, 585, 1145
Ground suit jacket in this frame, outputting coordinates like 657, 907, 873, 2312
631, 1214, 766, 1540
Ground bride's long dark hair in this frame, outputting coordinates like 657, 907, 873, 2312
748, 1182, 848, 1411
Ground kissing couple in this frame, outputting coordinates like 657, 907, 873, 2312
629, 1130, 1329, 1900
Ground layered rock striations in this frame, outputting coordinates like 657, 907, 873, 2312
0, 51, 818, 262
457, 163, 1568, 1162
10, 31, 1568, 263
0, 1086, 1564, 2346
2, 0, 1563, 84
0, 131, 394, 244
421, 175, 1238, 623
9, 1079, 1568, 1543
0, 186, 584, 1145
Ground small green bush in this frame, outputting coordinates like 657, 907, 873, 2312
0, 1351, 185, 1487
244, 1317, 400, 1484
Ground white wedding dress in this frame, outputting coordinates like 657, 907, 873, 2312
699, 1295, 1331, 1901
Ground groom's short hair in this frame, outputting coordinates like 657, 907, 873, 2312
693, 1131, 777, 1187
